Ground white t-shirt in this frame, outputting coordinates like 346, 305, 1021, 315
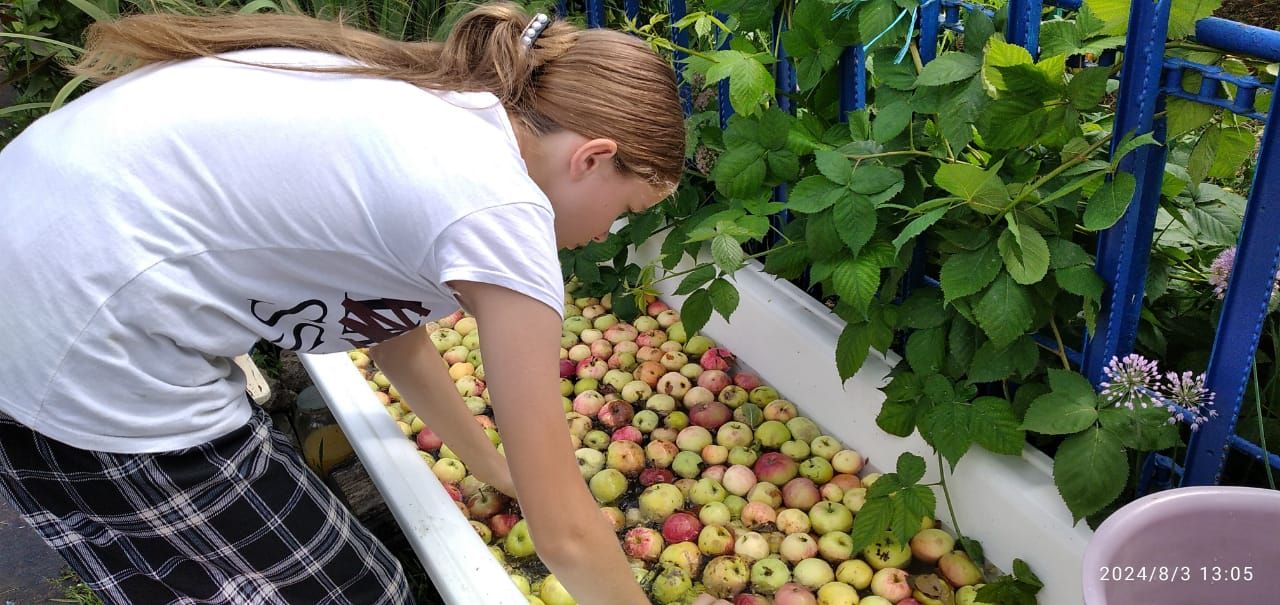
0, 48, 565, 454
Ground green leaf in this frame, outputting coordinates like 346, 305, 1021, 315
836, 322, 873, 382
816, 150, 854, 185
1112, 131, 1161, 169
967, 338, 1017, 383
833, 255, 882, 317
974, 273, 1035, 349
947, 319, 976, 377
1048, 238, 1094, 269
994, 63, 1061, 103
877, 399, 920, 436
940, 242, 1003, 303
1082, 172, 1138, 231
934, 162, 1010, 215
704, 50, 776, 116
896, 452, 927, 485
1098, 406, 1181, 451
1166, 97, 1216, 139
1209, 126, 1256, 179
710, 142, 768, 198
892, 207, 948, 254
915, 52, 981, 87
850, 165, 905, 196
67, 0, 113, 22
767, 150, 801, 181
707, 278, 740, 321
997, 223, 1051, 285
1056, 265, 1106, 299
1067, 66, 1112, 110
834, 197, 877, 257
807, 210, 845, 260
849, 497, 893, 553
971, 396, 1027, 455
906, 326, 947, 376
982, 38, 1034, 97
1054, 426, 1128, 523
898, 288, 948, 330
788, 176, 847, 213
764, 227, 810, 280
1022, 391, 1100, 435
920, 402, 974, 471
873, 100, 913, 143
711, 234, 745, 273
681, 290, 714, 338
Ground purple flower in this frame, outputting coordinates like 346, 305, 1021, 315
1099, 353, 1161, 409
693, 145, 717, 174
1207, 246, 1280, 302
693, 88, 717, 112
1162, 371, 1217, 432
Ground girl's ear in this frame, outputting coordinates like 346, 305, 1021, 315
568, 138, 619, 181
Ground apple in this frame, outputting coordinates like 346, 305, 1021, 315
656, 309, 681, 327
871, 568, 912, 602
780, 533, 819, 564
442, 346, 469, 365
828, 474, 862, 491
573, 378, 598, 396
430, 328, 462, 353
637, 346, 664, 363
646, 439, 680, 468
466, 487, 507, 519
703, 555, 751, 598
733, 530, 771, 562
755, 421, 792, 449
660, 351, 690, 371
651, 564, 694, 605
842, 488, 867, 513
820, 484, 844, 503
660, 541, 704, 576
657, 372, 693, 399
583, 430, 610, 450
588, 468, 628, 503
637, 482, 684, 521
470, 519, 492, 544
739, 502, 778, 529
560, 378, 574, 397
442, 482, 463, 503
432, 458, 466, 483
698, 370, 733, 394
674, 451, 704, 479
683, 385, 716, 407
773, 583, 817, 605
573, 391, 606, 416
625, 507, 644, 527
610, 425, 642, 444
775, 508, 811, 535
601, 369, 632, 392
754, 452, 800, 486
608, 351, 638, 372
782, 478, 821, 511
633, 409, 661, 433
647, 394, 678, 414
633, 315, 659, 332
622, 380, 653, 403
674, 478, 698, 499
581, 304, 606, 320
568, 343, 591, 362
750, 557, 792, 594
938, 551, 983, 587
605, 323, 639, 344
785, 418, 822, 444
600, 506, 625, 532
690, 478, 729, 505
698, 525, 736, 556
720, 386, 751, 410
702, 444, 730, 465
798, 455, 839, 483
598, 400, 635, 430
685, 335, 716, 356
746, 482, 783, 508
489, 513, 520, 539
454, 376, 484, 397
539, 574, 576, 605
835, 559, 873, 590
716, 421, 754, 449
910, 528, 956, 565
677, 426, 715, 452
808, 502, 853, 535
816, 581, 858, 605
640, 467, 677, 487
750, 387, 781, 407
661, 511, 703, 542
817, 531, 855, 564
504, 519, 536, 558
728, 447, 759, 467
700, 348, 736, 371
779, 440, 811, 463
862, 473, 882, 487
831, 450, 864, 475
577, 357, 608, 381
565, 413, 593, 439
793, 558, 835, 590
636, 361, 665, 386
722, 465, 759, 497
416, 426, 443, 451
863, 533, 912, 570
652, 427, 679, 442
624, 527, 665, 561
607, 440, 645, 477
954, 585, 991, 605
700, 500, 733, 526
464, 396, 488, 415
637, 329, 669, 349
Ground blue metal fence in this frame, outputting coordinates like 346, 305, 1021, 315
573, 0, 1280, 492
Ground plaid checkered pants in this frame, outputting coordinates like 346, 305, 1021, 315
0, 406, 414, 605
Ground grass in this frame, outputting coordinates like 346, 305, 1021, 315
49, 569, 103, 605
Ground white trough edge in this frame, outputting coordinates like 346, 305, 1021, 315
631, 237, 1093, 605
299, 234, 1095, 605
299, 352, 528, 605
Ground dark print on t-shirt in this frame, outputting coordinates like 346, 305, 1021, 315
247, 295, 431, 351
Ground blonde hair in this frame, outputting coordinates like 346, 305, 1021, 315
67, 1, 685, 191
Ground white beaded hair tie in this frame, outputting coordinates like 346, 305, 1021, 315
521, 13, 550, 48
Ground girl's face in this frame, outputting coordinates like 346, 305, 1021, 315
523, 131, 670, 249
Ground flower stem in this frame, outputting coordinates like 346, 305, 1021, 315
1253, 359, 1276, 490
1049, 315, 1072, 370
937, 453, 965, 542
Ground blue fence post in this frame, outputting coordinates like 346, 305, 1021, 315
918, 0, 942, 63
586, 0, 603, 28
556, 0, 568, 19
772, 9, 796, 243
1181, 84, 1280, 486
624, 0, 639, 21
1006, 0, 1043, 58
839, 45, 867, 115
715, 12, 733, 129
1081, 0, 1172, 386
668, 0, 693, 116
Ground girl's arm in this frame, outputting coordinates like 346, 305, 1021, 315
369, 324, 516, 498
448, 279, 650, 605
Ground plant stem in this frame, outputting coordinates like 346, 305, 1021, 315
1049, 315, 1072, 370
1018, 132, 1116, 209
1253, 359, 1276, 489
909, 42, 924, 75
937, 452, 965, 541
844, 149, 935, 161
649, 241, 798, 285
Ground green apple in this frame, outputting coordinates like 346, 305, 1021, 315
809, 501, 853, 535
750, 557, 791, 593
650, 564, 693, 604
863, 532, 912, 570
538, 574, 576, 605
588, 468, 628, 503
504, 519, 536, 558
835, 559, 873, 589
754, 421, 791, 449
785, 417, 822, 443
816, 581, 859, 605
799, 457, 834, 484
793, 557, 835, 590
817, 531, 855, 564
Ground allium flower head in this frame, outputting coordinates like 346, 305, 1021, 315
1208, 246, 1280, 303
1163, 370, 1217, 431
1099, 353, 1161, 410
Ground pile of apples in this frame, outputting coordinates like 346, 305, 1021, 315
347, 287, 994, 605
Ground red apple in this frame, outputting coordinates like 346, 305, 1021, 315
663, 512, 703, 543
